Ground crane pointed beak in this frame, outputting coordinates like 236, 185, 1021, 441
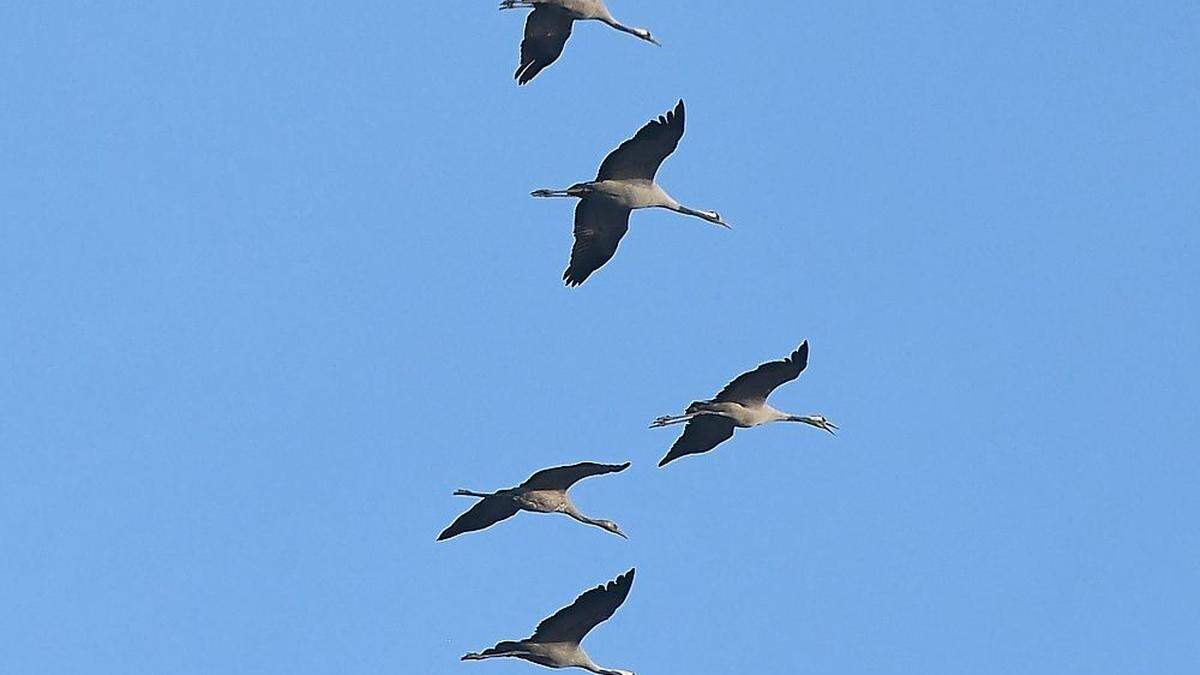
705, 212, 731, 229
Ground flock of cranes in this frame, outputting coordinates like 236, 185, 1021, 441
442, 2, 837, 672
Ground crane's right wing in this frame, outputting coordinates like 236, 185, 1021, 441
521, 462, 631, 491
658, 415, 736, 467
563, 198, 631, 287
596, 100, 685, 181
515, 6, 574, 85
437, 496, 521, 541
530, 569, 635, 644
713, 341, 809, 405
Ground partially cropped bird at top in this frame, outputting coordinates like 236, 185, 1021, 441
463, 568, 636, 675
500, 0, 659, 85
438, 461, 630, 540
652, 341, 838, 467
532, 99, 729, 286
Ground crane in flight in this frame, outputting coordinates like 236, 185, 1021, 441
500, 0, 659, 85
463, 569, 636, 675
438, 461, 630, 540
532, 100, 729, 286
652, 341, 837, 467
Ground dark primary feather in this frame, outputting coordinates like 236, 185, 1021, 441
462, 641, 524, 660
658, 416, 737, 467
516, 6, 574, 85
437, 494, 521, 541
530, 569, 635, 644
564, 198, 631, 286
521, 461, 631, 491
596, 100, 686, 181
714, 341, 810, 404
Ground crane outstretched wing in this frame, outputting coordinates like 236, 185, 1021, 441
521, 462, 631, 491
658, 416, 737, 467
596, 100, 685, 181
516, 6, 574, 85
713, 341, 810, 405
438, 495, 521, 541
530, 569, 635, 644
564, 198, 632, 286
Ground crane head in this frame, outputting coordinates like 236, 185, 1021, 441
702, 210, 730, 229
788, 414, 838, 435
632, 28, 660, 46
597, 519, 629, 539
807, 415, 838, 435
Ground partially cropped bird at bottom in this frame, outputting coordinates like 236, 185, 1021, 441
533, 99, 729, 287
463, 569, 636, 675
652, 341, 837, 467
438, 462, 630, 540
500, 0, 659, 85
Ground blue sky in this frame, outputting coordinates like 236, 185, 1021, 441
1, 1, 1198, 673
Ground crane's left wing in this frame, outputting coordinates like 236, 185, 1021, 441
658, 415, 736, 467
516, 5, 574, 85
596, 100, 685, 181
713, 341, 809, 405
530, 569, 635, 644
563, 199, 632, 287
437, 495, 521, 541
521, 462, 631, 491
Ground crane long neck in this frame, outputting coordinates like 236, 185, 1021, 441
577, 650, 623, 675
563, 502, 600, 527
600, 16, 632, 33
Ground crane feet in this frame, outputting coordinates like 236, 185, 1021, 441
651, 413, 696, 428
531, 189, 571, 198
498, 0, 533, 10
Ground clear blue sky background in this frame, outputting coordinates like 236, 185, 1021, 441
1, 2, 1197, 673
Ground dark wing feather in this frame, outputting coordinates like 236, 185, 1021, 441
437, 495, 521, 541
462, 641, 525, 661
530, 569, 635, 644
596, 100, 685, 181
515, 6, 574, 85
521, 462, 631, 491
657, 416, 737, 467
563, 198, 631, 287
713, 341, 810, 405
